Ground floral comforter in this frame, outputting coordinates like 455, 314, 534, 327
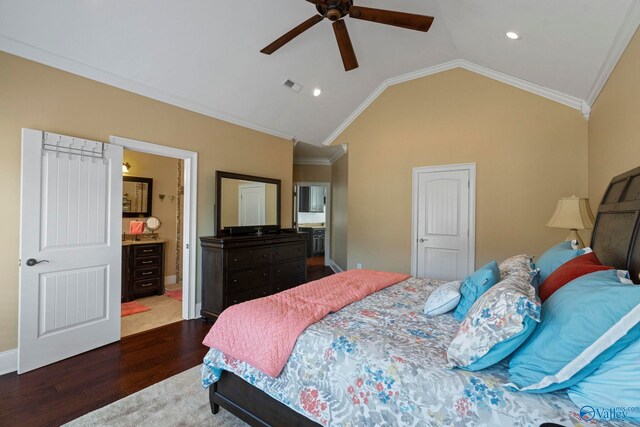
202, 277, 633, 426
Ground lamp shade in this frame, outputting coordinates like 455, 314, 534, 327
546, 196, 595, 230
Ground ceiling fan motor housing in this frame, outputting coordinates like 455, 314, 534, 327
316, 0, 352, 21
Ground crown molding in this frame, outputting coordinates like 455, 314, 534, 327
294, 157, 332, 166
322, 59, 587, 146
0, 36, 294, 142
584, 1, 640, 108
329, 144, 348, 164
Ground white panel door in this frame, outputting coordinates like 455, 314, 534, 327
416, 169, 472, 280
238, 183, 265, 226
18, 129, 123, 373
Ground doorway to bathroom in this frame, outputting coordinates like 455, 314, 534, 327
111, 136, 198, 337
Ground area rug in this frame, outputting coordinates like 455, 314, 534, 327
165, 289, 182, 302
121, 301, 151, 317
63, 366, 246, 427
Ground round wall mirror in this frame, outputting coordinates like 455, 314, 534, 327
145, 216, 161, 232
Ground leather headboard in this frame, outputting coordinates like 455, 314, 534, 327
591, 165, 640, 284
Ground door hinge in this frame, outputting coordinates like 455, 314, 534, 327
185, 243, 189, 250
468, 180, 470, 188
18, 259, 21, 267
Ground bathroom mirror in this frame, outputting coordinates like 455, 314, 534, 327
122, 176, 153, 218
145, 216, 161, 231
215, 171, 281, 236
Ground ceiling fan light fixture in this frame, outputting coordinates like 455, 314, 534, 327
506, 31, 520, 40
313, 88, 322, 97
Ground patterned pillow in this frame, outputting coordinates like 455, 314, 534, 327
424, 280, 462, 316
447, 274, 541, 371
498, 254, 534, 280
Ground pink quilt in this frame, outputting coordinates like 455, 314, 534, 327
202, 269, 411, 377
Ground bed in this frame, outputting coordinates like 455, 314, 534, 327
201, 165, 640, 427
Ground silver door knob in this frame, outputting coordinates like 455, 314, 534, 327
418, 238, 427, 243
26, 258, 50, 267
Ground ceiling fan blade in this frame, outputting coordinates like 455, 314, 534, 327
260, 15, 324, 55
349, 6, 434, 32
332, 20, 358, 71
305, 0, 328, 4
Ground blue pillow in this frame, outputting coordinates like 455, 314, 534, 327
567, 337, 640, 422
535, 241, 585, 283
507, 269, 640, 393
453, 261, 500, 320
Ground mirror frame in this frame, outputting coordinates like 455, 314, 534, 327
215, 171, 281, 236
123, 176, 153, 218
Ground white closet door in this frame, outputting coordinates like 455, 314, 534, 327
18, 129, 123, 373
238, 183, 265, 226
415, 169, 472, 281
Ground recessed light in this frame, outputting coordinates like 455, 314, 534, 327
506, 31, 520, 40
313, 88, 322, 97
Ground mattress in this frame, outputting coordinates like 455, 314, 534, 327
202, 277, 634, 426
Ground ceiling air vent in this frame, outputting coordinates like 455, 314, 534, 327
283, 79, 303, 93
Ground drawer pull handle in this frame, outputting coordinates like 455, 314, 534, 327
142, 249, 153, 253
276, 270, 280, 273
233, 279, 238, 283
141, 283, 153, 287
233, 258, 238, 262
263, 273, 267, 277
233, 300, 238, 304
142, 272, 153, 276
142, 261, 153, 264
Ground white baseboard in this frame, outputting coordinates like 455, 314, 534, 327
165, 275, 177, 285
329, 259, 344, 273
0, 349, 17, 375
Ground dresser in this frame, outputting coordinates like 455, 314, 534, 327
200, 233, 307, 320
121, 241, 166, 302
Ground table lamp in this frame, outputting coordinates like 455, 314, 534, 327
546, 196, 595, 248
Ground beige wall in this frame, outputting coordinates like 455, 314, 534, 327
335, 68, 588, 272
293, 164, 332, 182
0, 52, 293, 352
123, 151, 179, 277
588, 28, 640, 213
330, 153, 349, 270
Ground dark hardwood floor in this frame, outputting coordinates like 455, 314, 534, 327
0, 264, 335, 427
307, 255, 335, 281
0, 320, 211, 427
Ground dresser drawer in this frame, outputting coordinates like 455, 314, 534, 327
134, 266, 160, 280
274, 258, 306, 278
226, 247, 271, 269
226, 287, 269, 307
133, 277, 161, 293
133, 244, 161, 258
227, 266, 270, 291
274, 274, 306, 293
134, 256, 160, 268
273, 243, 306, 262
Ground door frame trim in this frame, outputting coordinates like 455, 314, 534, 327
411, 163, 476, 278
110, 136, 198, 320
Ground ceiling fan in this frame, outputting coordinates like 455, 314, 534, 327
260, 0, 434, 72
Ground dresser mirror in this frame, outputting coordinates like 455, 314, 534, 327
123, 176, 153, 218
215, 171, 281, 236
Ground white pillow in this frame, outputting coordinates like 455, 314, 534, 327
424, 281, 462, 316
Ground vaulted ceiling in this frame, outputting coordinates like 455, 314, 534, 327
1, 0, 639, 146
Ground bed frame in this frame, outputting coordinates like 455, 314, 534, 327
209, 165, 640, 426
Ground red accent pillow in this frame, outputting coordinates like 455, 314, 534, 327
539, 252, 613, 302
